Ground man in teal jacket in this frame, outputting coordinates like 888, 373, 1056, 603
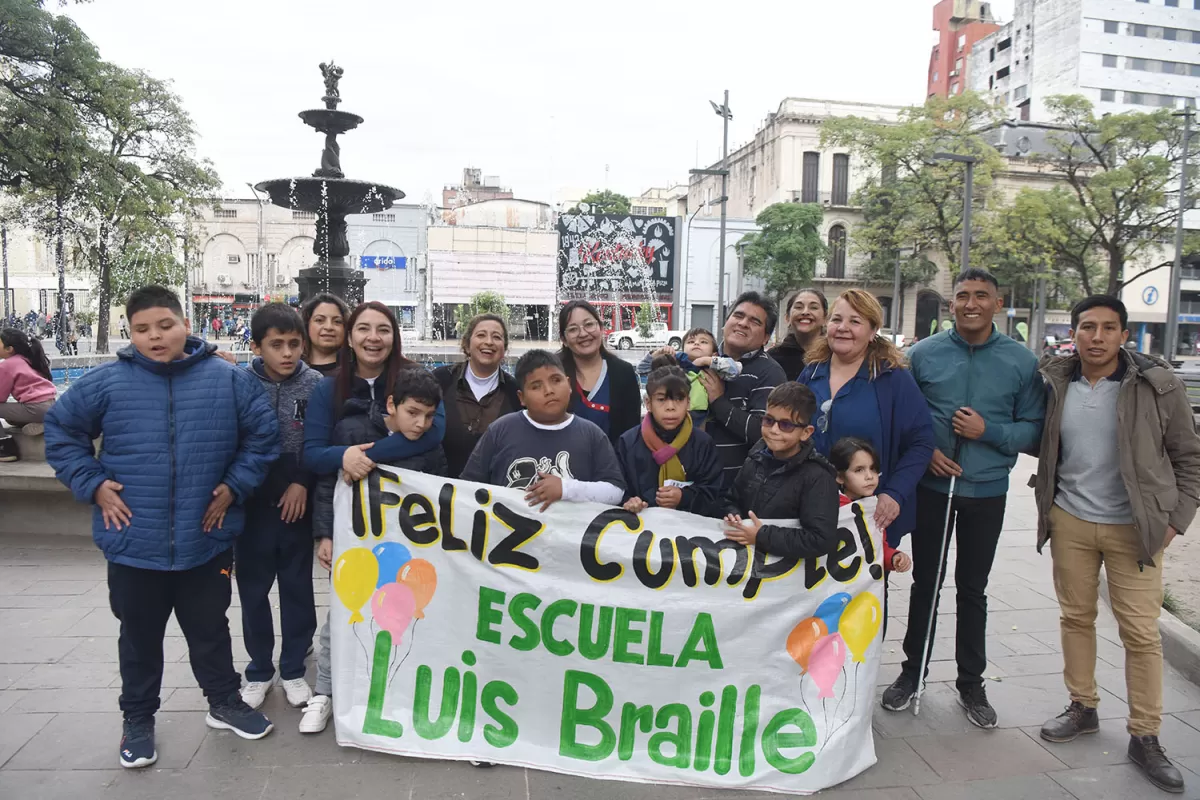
882, 268, 1045, 729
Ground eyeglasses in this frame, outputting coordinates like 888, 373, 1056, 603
817, 399, 832, 434
565, 320, 600, 337
762, 415, 805, 433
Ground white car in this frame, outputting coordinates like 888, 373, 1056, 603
607, 322, 687, 350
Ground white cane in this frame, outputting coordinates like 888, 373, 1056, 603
913, 439, 962, 717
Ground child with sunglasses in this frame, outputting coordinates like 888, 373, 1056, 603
722, 383, 839, 558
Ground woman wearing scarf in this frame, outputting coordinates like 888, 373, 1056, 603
615, 365, 724, 517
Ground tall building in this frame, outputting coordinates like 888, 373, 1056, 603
927, 0, 1000, 98
441, 167, 513, 209
970, 0, 1200, 121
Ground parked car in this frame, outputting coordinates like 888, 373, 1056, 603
607, 322, 688, 350
879, 329, 905, 348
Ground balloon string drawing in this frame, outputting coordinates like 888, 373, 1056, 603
785, 590, 882, 750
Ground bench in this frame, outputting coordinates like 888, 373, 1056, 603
0, 459, 93, 536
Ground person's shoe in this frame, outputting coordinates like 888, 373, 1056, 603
239, 674, 276, 710
1129, 735, 1185, 793
881, 672, 918, 712
1040, 701, 1100, 743
0, 436, 19, 463
470, 760, 496, 768
957, 683, 998, 729
281, 677, 313, 708
206, 692, 274, 740
298, 694, 331, 734
119, 717, 157, 769
20, 422, 43, 437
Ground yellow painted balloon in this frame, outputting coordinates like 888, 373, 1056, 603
839, 592, 883, 663
333, 548, 378, 623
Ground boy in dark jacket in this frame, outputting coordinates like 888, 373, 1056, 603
722, 383, 839, 558
616, 364, 723, 516
236, 304, 323, 713
44, 286, 280, 770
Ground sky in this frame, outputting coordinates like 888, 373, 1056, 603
66, 0, 1015, 207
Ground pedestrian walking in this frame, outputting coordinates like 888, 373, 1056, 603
1034, 295, 1200, 794
881, 268, 1045, 729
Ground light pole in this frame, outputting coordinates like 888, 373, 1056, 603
247, 183, 268, 298
691, 92, 732, 327
931, 152, 978, 273
1, 219, 8, 321
1165, 106, 1193, 361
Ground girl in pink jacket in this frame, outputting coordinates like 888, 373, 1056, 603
0, 328, 56, 427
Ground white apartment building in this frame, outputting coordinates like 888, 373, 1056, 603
970, 0, 1200, 121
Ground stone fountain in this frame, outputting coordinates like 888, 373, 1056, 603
254, 61, 404, 306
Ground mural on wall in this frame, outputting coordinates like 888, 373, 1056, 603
556, 214, 676, 300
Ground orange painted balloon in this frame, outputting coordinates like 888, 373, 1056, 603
786, 616, 829, 672
397, 558, 437, 619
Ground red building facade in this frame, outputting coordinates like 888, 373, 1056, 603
927, 0, 1000, 99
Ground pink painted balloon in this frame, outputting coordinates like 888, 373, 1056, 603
807, 633, 847, 699
371, 582, 416, 642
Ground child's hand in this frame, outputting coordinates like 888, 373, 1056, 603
891, 551, 912, 573
203, 484, 234, 533
279, 483, 308, 523
623, 497, 648, 514
655, 486, 683, 509
525, 472, 563, 512
317, 538, 333, 571
723, 511, 763, 545
94, 480, 132, 531
342, 443, 376, 483
691, 356, 712, 368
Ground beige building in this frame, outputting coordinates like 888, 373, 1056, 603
0, 224, 92, 324
630, 184, 689, 218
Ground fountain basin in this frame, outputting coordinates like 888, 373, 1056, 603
298, 108, 363, 134
254, 177, 405, 215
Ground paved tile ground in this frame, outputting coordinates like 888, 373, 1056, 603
2, 455, 1199, 798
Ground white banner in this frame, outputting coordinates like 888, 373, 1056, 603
331, 468, 885, 795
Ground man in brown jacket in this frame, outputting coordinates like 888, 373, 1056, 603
1034, 295, 1200, 794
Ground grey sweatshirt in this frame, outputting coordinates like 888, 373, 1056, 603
250, 358, 324, 503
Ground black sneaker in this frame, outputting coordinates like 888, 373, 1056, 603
1129, 735, 1185, 793
958, 683, 998, 729
119, 717, 157, 769
0, 436, 19, 463
882, 672, 918, 712
1040, 701, 1099, 743
206, 691, 274, 740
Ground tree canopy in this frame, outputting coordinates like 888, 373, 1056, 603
739, 202, 827, 300
568, 190, 631, 215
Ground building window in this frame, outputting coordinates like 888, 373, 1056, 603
1192, 64, 1200, 77
1104, 20, 1118, 34
1166, 0, 1178, 6
802, 152, 820, 204
292, 211, 315, 220
1136, 0, 1148, 3
372, 213, 396, 223
1014, 84, 1028, 101
989, 47, 995, 62
831, 154, 850, 206
1164, 27, 1177, 40
827, 226, 847, 279
214, 209, 237, 219
1101, 88, 1116, 102
954, 58, 964, 73
1132, 24, 1148, 37
950, 82, 960, 94
958, 33, 967, 49
1102, 54, 1117, 68
996, 66, 1010, 79
1130, 57, 1148, 71
1125, 91, 1145, 105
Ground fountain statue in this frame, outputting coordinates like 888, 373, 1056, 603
254, 61, 404, 306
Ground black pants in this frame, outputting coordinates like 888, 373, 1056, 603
234, 515, 317, 682
108, 548, 241, 720
901, 484, 1006, 691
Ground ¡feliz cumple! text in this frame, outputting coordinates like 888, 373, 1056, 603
350, 470, 882, 600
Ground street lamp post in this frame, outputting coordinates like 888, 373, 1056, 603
247, 183, 268, 298
1, 220, 8, 321
691, 92, 732, 328
1165, 106, 1193, 361
931, 152, 977, 273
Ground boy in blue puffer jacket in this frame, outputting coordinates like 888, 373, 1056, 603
44, 286, 281, 770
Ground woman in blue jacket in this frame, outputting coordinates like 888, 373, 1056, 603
797, 288, 934, 544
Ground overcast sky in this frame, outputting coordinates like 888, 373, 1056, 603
67, 0, 1014, 206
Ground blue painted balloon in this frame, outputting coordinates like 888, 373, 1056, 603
371, 542, 412, 589
814, 593, 853, 634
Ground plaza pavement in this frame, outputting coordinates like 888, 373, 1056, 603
2, 455, 1200, 799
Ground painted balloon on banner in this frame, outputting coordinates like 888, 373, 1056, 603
398, 558, 437, 619
808, 633, 847, 698
371, 582, 416, 641
813, 592, 852, 634
371, 541, 412, 588
840, 592, 883, 663
333, 548, 379, 624
786, 616, 828, 672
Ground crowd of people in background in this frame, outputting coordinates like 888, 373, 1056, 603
0, 267, 1188, 794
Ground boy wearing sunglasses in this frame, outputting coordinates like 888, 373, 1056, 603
722, 383, 840, 558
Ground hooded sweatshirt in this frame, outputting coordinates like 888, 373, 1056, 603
0, 354, 56, 404
249, 357, 324, 506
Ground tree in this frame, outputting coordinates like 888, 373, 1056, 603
635, 302, 654, 338
1030, 95, 1198, 295
568, 190, 631, 215
455, 290, 508, 335
739, 203, 827, 303
821, 92, 1005, 272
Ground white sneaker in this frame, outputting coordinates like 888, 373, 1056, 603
298, 695, 331, 734
240, 675, 276, 710
281, 677, 313, 708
